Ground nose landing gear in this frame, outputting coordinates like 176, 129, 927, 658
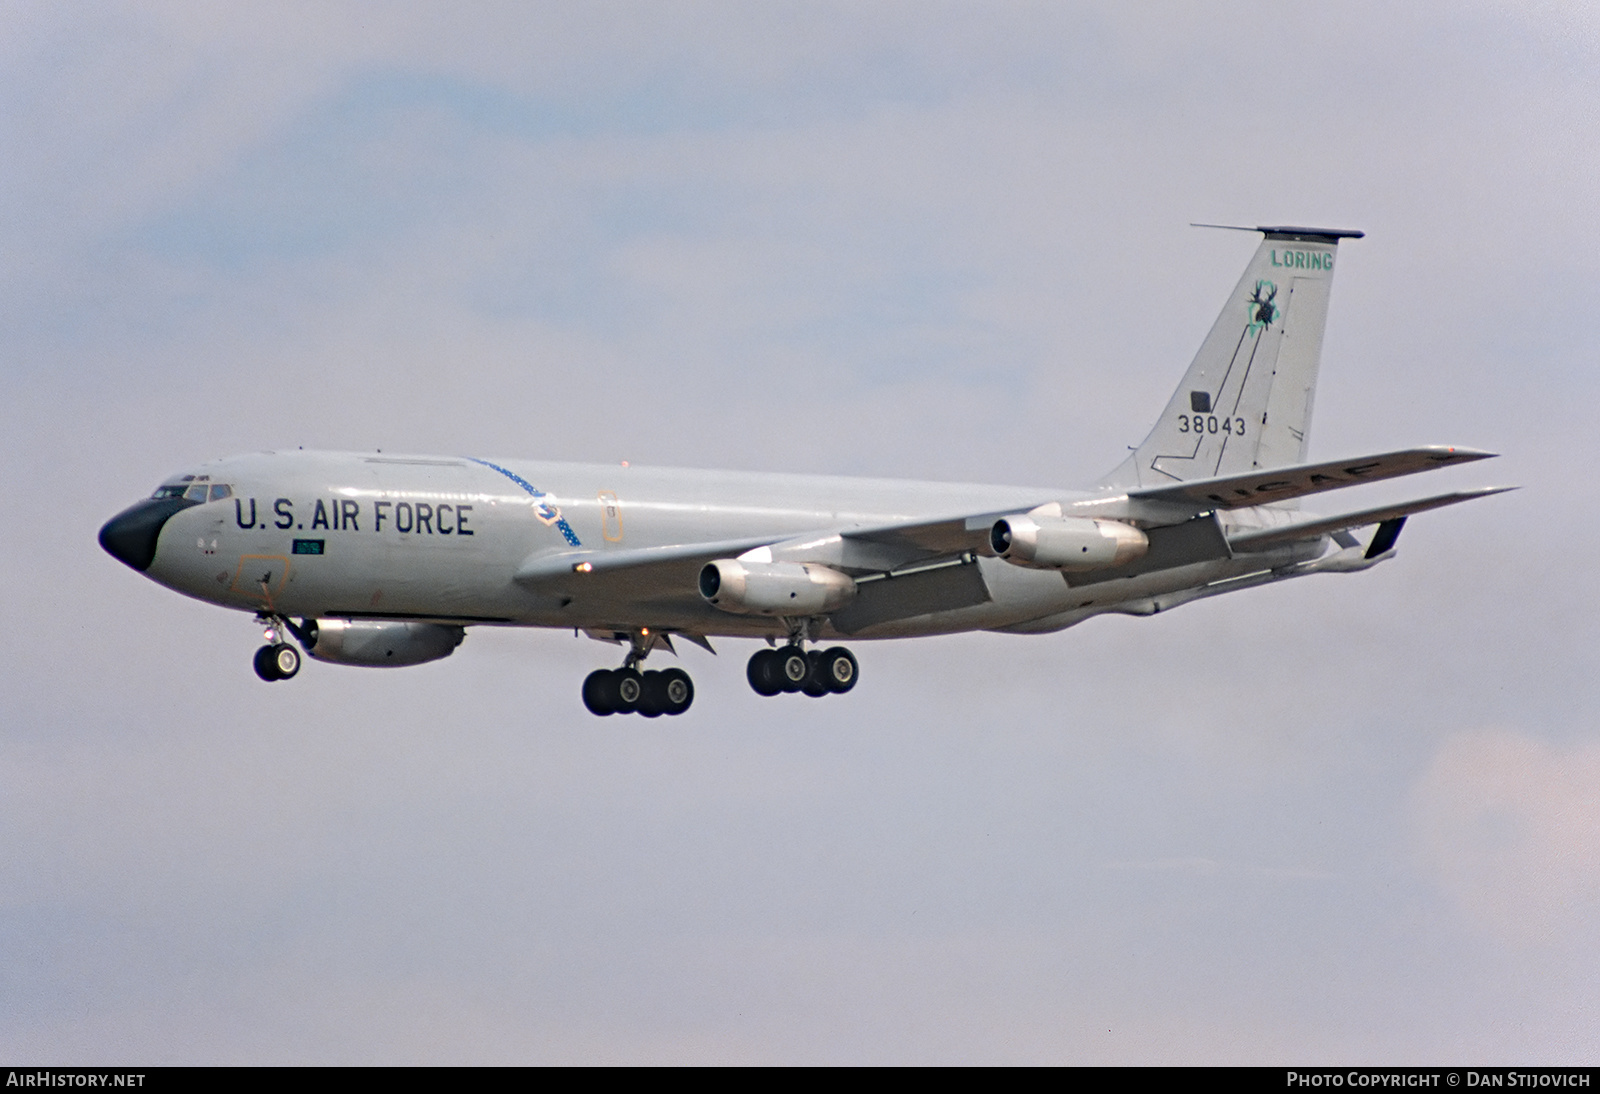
253, 641, 301, 681
252, 615, 306, 682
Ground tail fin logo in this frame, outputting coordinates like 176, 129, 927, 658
1247, 280, 1279, 335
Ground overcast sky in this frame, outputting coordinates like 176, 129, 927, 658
3, 1, 1599, 1064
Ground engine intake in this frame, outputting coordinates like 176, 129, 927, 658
990, 515, 1149, 571
304, 619, 465, 667
699, 559, 856, 616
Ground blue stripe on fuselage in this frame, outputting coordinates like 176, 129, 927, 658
468, 457, 583, 547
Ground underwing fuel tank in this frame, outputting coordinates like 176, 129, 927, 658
303, 619, 465, 667
990, 515, 1149, 570
699, 559, 857, 616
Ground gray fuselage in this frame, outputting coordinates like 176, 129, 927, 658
120, 449, 1307, 641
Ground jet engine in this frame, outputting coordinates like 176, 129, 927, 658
989, 515, 1149, 571
303, 619, 466, 667
699, 559, 856, 616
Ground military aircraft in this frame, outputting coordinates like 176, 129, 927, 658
99, 225, 1509, 717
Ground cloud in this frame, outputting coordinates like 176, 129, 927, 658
1412, 728, 1600, 945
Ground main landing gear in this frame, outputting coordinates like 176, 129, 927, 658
582, 666, 694, 717
253, 614, 303, 682
747, 645, 858, 698
582, 632, 694, 717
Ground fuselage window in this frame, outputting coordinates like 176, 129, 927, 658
209, 484, 232, 501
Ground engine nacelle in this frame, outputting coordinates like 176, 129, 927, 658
989, 515, 1149, 571
699, 559, 856, 616
304, 619, 465, 667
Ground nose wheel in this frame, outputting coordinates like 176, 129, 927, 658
251, 614, 307, 682
747, 645, 856, 698
253, 642, 301, 682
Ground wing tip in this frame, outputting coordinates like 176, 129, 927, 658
1423, 445, 1497, 460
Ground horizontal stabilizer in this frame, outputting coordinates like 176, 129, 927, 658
1226, 486, 1514, 553
1129, 446, 1495, 512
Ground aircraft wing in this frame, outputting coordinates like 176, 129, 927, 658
515, 498, 1053, 612
840, 513, 1003, 557
512, 517, 1013, 636
1126, 446, 1495, 512
1226, 486, 1515, 552
513, 504, 1042, 599
827, 506, 1052, 568
513, 469, 1510, 606
746, 503, 1060, 574
514, 536, 781, 595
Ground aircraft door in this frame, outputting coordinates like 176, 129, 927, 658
228, 553, 292, 608
599, 490, 624, 542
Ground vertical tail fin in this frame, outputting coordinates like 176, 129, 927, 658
1098, 225, 1363, 494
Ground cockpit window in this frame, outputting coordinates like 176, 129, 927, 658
150, 478, 232, 502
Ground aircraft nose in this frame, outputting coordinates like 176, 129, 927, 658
98, 498, 197, 572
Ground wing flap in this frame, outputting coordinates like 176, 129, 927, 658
830, 559, 993, 634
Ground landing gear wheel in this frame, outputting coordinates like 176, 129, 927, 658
582, 669, 619, 716
254, 643, 300, 682
613, 668, 643, 714
818, 647, 858, 694
637, 670, 666, 718
801, 650, 830, 697
272, 642, 301, 680
776, 647, 809, 693
747, 649, 782, 697
658, 667, 694, 716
